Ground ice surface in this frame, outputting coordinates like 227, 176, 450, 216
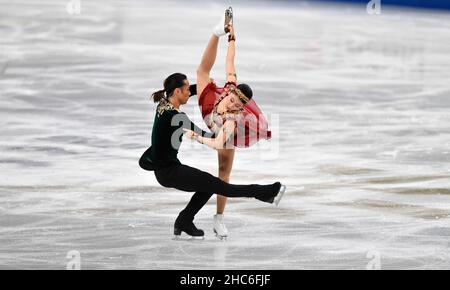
0, 0, 449, 269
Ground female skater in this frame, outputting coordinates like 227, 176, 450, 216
139, 72, 286, 239
186, 7, 272, 239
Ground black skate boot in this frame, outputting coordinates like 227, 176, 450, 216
256, 182, 287, 206
173, 214, 204, 240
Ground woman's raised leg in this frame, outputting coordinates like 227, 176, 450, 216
197, 8, 232, 96
196, 34, 219, 97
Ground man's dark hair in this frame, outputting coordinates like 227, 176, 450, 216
151, 73, 187, 103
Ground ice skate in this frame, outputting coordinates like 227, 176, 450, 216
213, 214, 228, 240
173, 217, 205, 240
273, 184, 287, 206
256, 182, 287, 206
213, 6, 233, 37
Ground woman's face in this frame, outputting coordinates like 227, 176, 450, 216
223, 92, 244, 112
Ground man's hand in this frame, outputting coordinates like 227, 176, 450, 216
183, 128, 198, 140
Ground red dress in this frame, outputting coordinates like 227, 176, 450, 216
198, 81, 272, 148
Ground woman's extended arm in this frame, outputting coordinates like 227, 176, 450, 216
226, 25, 237, 84
184, 120, 235, 150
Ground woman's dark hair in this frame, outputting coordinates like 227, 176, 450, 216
237, 83, 253, 100
151, 73, 187, 103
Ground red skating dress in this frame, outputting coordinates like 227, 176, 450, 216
198, 81, 272, 148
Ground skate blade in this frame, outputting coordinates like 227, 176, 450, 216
173, 233, 205, 241
274, 184, 287, 206
226, 7, 233, 23
215, 234, 228, 241
214, 229, 228, 241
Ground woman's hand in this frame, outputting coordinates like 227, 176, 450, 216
183, 128, 198, 140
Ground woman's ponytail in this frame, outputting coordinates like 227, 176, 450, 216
151, 89, 166, 103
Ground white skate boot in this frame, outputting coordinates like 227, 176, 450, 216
213, 214, 228, 240
213, 7, 233, 37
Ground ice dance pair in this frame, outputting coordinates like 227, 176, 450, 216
139, 7, 286, 239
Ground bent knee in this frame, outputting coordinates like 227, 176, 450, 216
154, 171, 172, 188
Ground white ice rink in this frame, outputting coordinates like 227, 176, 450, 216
1, 0, 450, 269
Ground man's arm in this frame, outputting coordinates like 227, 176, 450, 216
189, 79, 216, 98
189, 84, 197, 97
179, 112, 215, 138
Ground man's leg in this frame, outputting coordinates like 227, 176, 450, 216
154, 164, 281, 238
156, 164, 278, 200
179, 191, 214, 222
174, 190, 211, 237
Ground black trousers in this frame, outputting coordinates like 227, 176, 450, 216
154, 163, 278, 222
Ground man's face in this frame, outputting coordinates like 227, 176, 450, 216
176, 80, 190, 105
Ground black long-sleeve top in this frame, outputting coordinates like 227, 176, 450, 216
139, 96, 214, 170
